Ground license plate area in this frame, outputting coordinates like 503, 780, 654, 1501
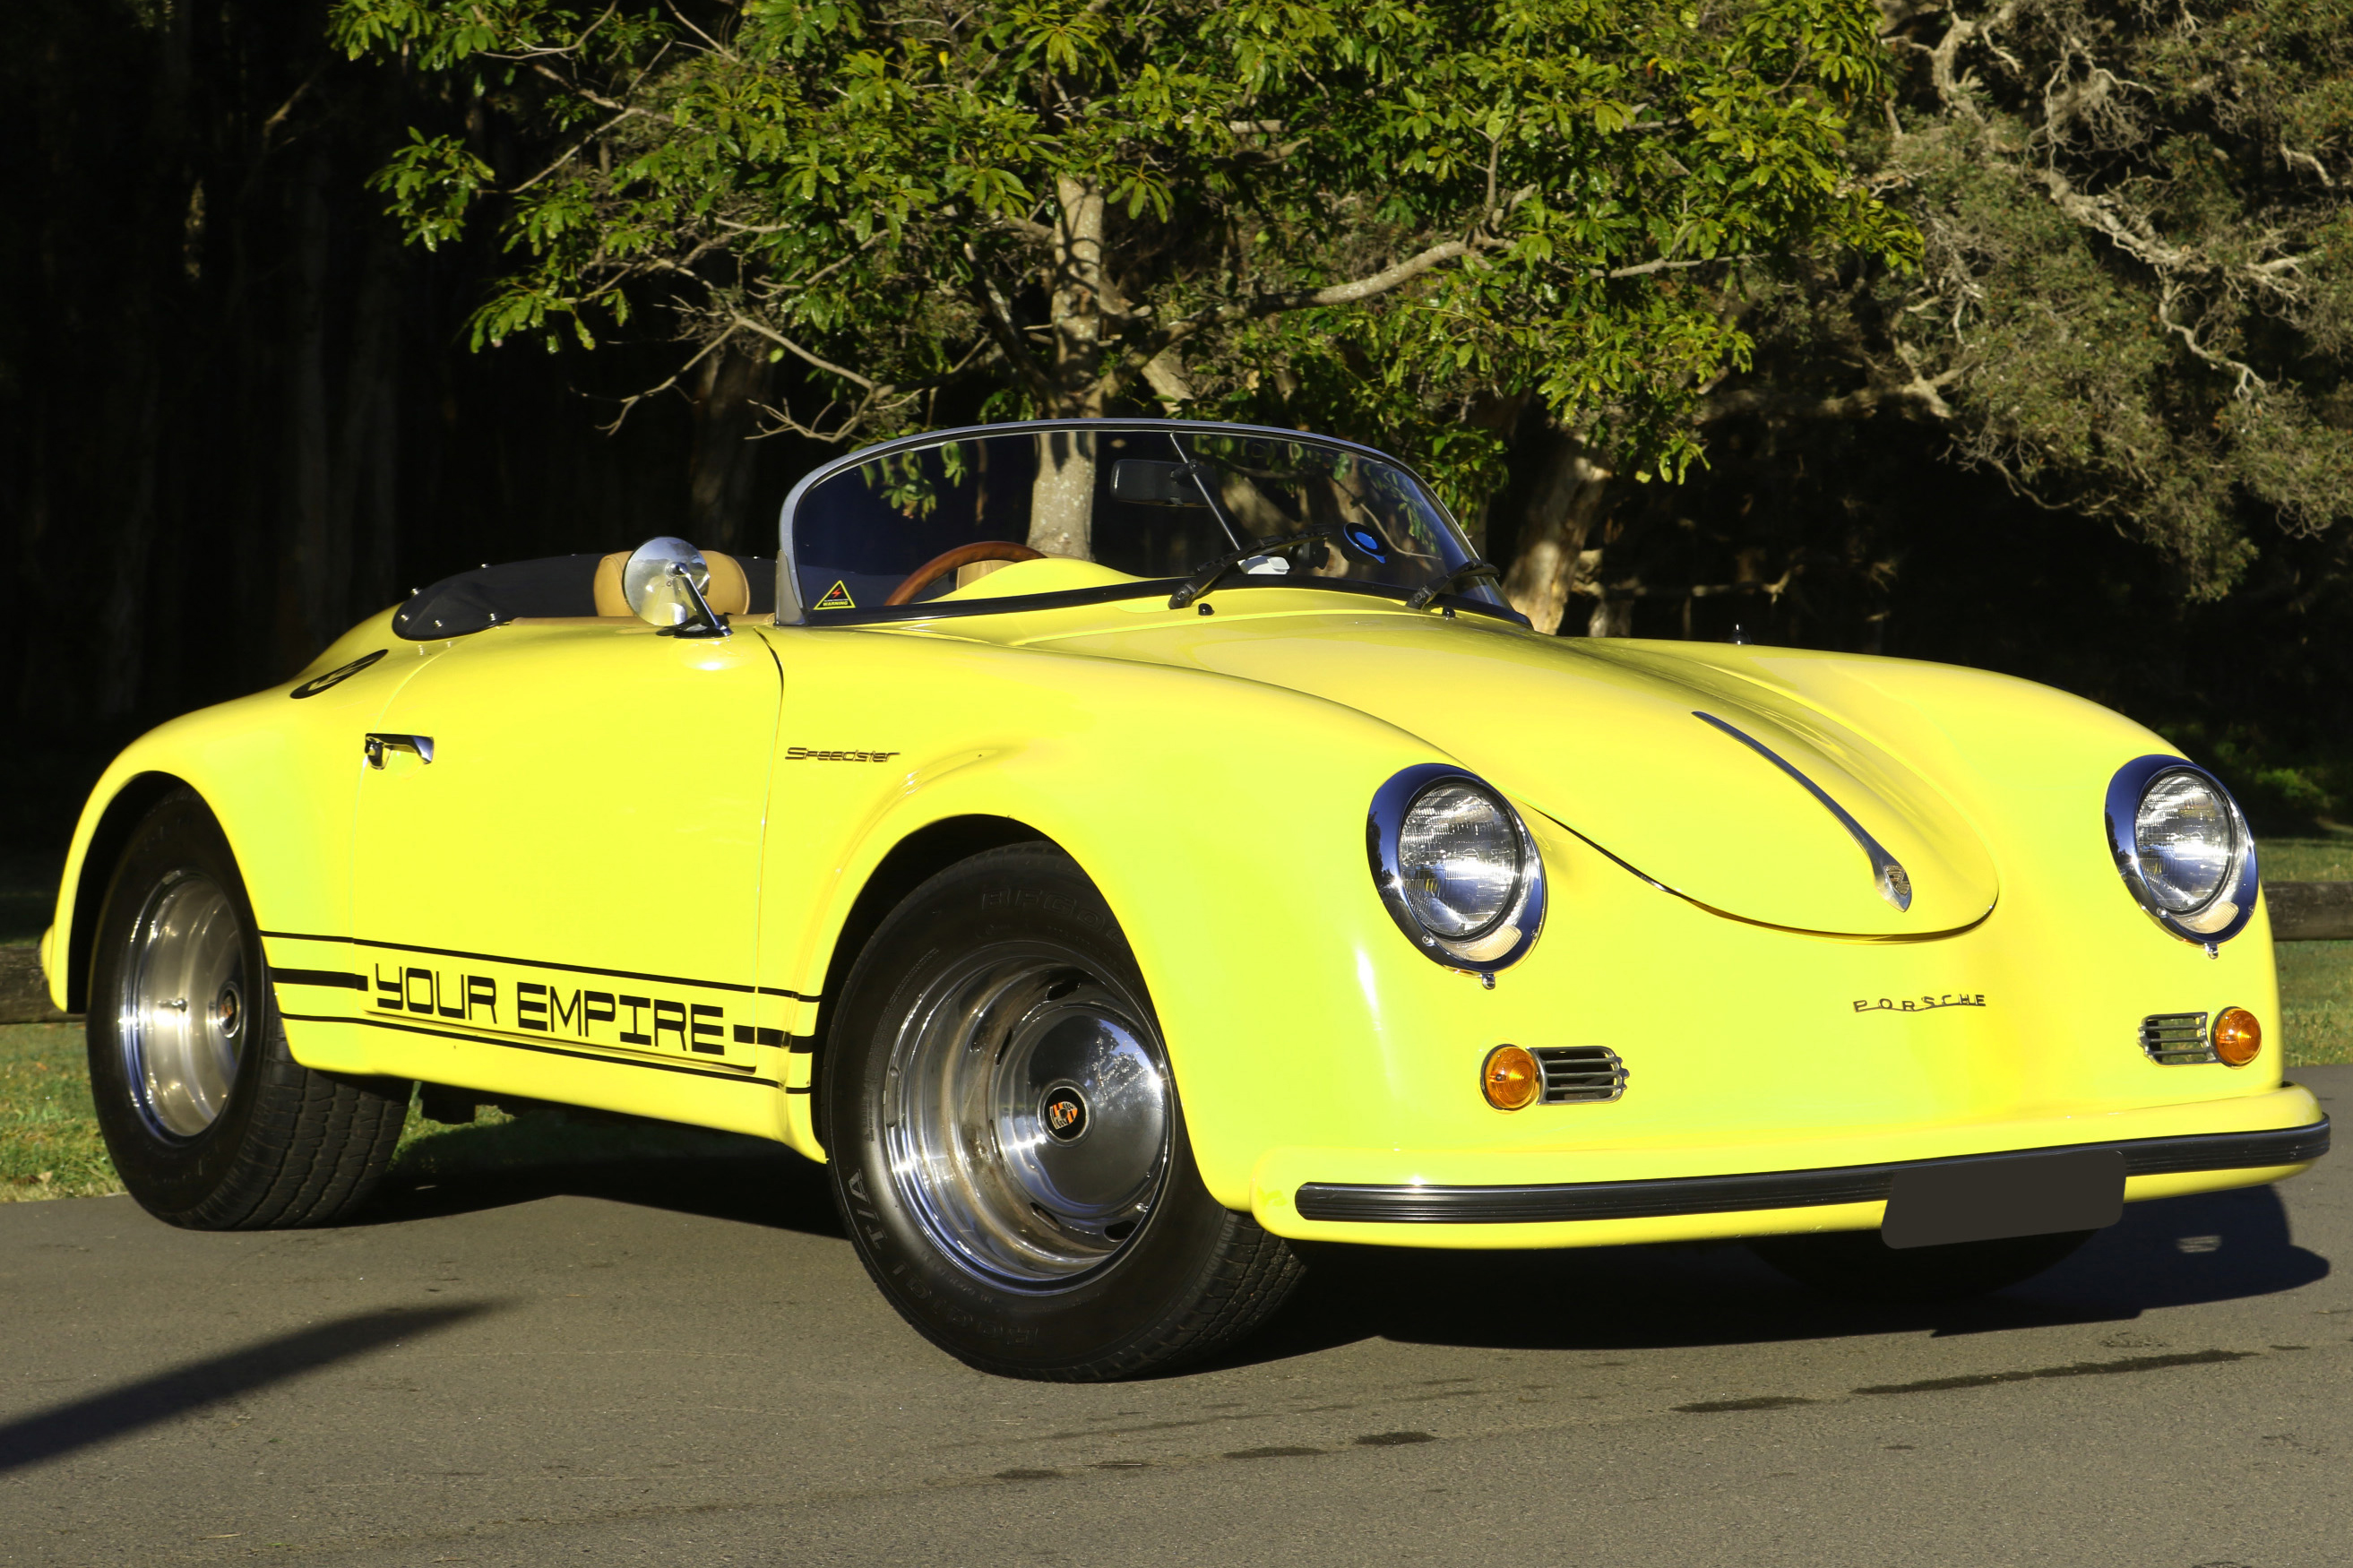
1881, 1148, 2125, 1250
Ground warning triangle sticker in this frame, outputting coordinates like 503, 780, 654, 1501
814, 581, 857, 611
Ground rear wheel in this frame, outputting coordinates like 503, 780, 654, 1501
87, 788, 411, 1228
823, 844, 1302, 1380
1749, 1228, 2093, 1304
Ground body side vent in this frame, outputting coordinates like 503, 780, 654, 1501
2141, 1012, 2216, 1065
1533, 1046, 1628, 1104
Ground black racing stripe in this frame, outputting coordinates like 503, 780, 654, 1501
278, 1012, 781, 1088
271, 969, 367, 990
258, 930, 820, 1003
1292, 1118, 2331, 1225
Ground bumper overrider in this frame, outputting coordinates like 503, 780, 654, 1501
1248, 1086, 2329, 1247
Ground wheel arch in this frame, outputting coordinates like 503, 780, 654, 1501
802, 814, 1052, 1126
61, 771, 192, 1012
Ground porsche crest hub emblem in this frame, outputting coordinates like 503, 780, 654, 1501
1041, 1085, 1090, 1142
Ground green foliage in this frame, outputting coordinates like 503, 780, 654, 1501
330, 0, 1914, 496
1737, 0, 2353, 598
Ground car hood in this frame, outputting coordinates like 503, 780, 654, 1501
1032, 608, 1998, 936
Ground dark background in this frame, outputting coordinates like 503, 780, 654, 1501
5, 0, 2347, 868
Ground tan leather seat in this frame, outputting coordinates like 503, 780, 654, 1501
592, 548, 753, 618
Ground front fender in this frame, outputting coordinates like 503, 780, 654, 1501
749, 624, 1494, 1207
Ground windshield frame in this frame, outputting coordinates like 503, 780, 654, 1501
771, 418, 1521, 627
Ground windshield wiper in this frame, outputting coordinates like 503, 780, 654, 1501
1405, 558, 1503, 611
1167, 531, 1332, 609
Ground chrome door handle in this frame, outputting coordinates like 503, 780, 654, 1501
364, 733, 435, 768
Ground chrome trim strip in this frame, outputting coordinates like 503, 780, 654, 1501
1292, 1117, 2331, 1224
1692, 711, 1912, 912
2102, 755, 2260, 947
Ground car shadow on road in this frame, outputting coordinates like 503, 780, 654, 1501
364, 1150, 848, 1239
1214, 1185, 2329, 1370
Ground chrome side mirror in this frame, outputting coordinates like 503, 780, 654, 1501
623, 537, 729, 639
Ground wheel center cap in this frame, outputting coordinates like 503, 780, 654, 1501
1040, 1084, 1089, 1143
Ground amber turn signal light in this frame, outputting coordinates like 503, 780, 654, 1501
2211, 1007, 2262, 1067
1481, 1044, 1542, 1111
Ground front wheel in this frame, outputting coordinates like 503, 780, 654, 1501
1749, 1228, 2093, 1304
823, 844, 1302, 1381
86, 788, 412, 1228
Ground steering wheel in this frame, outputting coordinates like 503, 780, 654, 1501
884, 540, 1047, 607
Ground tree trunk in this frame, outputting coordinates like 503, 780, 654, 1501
1500, 424, 1612, 634
687, 344, 773, 554
1030, 178, 1107, 557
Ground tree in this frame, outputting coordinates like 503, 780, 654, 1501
331, 0, 1914, 570
1711, 0, 2353, 598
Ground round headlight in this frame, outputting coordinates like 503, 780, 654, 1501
1398, 783, 1523, 938
2104, 755, 2257, 946
2133, 770, 2237, 912
1369, 765, 1547, 973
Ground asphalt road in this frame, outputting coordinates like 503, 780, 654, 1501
4, 1073, 2350, 1568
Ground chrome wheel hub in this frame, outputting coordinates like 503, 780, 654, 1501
117, 874, 248, 1139
883, 945, 1170, 1287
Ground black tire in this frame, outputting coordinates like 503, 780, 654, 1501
86, 788, 412, 1229
823, 843, 1303, 1381
1749, 1227, 2093, 1304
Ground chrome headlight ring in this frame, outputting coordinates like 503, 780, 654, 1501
1367, 764, 1546, 974
2103, 754, 2259, 946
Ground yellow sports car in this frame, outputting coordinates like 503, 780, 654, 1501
46, 419, 2326, 1380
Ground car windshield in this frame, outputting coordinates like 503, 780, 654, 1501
780, 423, 1504, 618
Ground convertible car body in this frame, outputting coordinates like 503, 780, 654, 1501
48, 419, 2325, 1379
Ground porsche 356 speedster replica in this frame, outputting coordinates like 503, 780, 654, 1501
47, 419, 2326, 1380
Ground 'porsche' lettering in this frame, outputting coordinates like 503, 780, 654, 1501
1852, 993, 1987, 1013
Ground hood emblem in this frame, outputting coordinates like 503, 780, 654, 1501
1693, 711, 1914, 913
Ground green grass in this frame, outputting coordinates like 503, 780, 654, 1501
0, 1024, 124, 1199
2278, 941, 2353, 1065
2259, 832, 2353, 883
2260, 835, 2353, 1064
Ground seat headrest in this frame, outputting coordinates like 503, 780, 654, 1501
592, 548, 753, 619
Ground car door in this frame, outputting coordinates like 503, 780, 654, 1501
349, 620, 782, 1078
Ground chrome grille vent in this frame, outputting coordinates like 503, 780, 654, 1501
2141, 1012, 2216, 1065
1534, 1046, 1628, 1104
